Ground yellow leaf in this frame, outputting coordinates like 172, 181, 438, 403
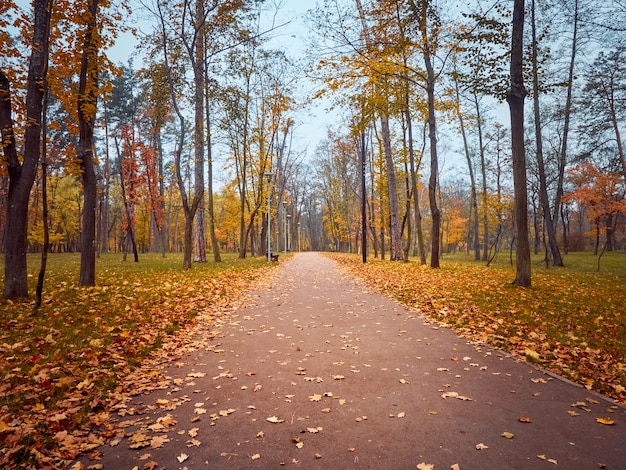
596, 417, 615, 425
309, 394, 323, 402
524, 349, 541, 361
266, 416, 284, 423
501, 432, 514, 439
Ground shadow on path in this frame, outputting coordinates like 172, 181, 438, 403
78, 252, 625, 469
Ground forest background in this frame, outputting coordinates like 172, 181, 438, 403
1, 0, 625, 292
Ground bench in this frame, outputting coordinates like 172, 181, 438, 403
270, 253, 279, 262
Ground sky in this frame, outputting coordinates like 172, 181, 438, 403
106, 0, 334, 159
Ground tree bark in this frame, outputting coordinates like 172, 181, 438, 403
553, 0, 578, 227
425, 56, 440, 269
205, 89, 221, 262
406, 94, 427, 265
531, 0, 563, 267
474, 94, 489, 261
380, 114, 403, 261
78, 0, 100, 286
454, 72, 480, 260
192, 0, 206, 263
507, 0, 531, 287
1, 0, 52, 298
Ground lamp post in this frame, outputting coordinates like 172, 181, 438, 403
287, 214, 291, 252
282, 201, 287, 254
297, 222, 301, 252
265, 172, 273, 262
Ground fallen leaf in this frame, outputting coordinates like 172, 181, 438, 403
517, 416, 532, 423
176, 453, 189, 463
475, 443, 489, 450
397, 412, 406, 418
150, 435, 170, 449
266, 416, 284, 423
596, 417, 615, 425
314, 453, 322, 459
417, 463, 434, 470
251, 454, 261, 460
501, 432, 514, 439
187, 372, 206, 378
537, 455, 558, 465
524, 349, 541, 361
309, 394, 323, 402
144, 462, 158, 470
451, 464, 461, 470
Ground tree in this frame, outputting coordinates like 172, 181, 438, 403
77, 0, 100, 286
508, 0, 531, 287
0, 0, 53, 298
406, 0, 443, 268
529, 0, 563, 266
563, 161, 626, 255
580, 50, 626, 182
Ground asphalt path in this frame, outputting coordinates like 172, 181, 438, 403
77, 252, 626, 469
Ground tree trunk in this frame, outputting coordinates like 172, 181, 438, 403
380, 114, 403, 261
78, 0, 100, 286
553, 0, 578, 226
1, 0, 52, 298
474, 94, 489, 261
35, 88, 50, 310
115, 132, 139, 262
508, 0, 531, 287
425, 59, 440, 269
531, 0, 563, 267
101, 106, 111, 254
406, 95, 427, 265
192, 0, 206, 263
206, 93, 221, 262
454, 73, 480, 260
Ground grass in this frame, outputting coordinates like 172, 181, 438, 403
0, 252, 274, 467
331, 250, 626, 402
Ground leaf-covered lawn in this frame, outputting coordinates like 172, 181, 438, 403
330, 252, 626, 403
0, 253, 274, 468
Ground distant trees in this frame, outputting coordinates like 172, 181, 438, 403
1, 0, 625, 298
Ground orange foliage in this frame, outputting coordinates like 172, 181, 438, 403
564, 161, 626, 234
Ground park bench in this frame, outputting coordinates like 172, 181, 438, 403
270, 253, 279, 262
